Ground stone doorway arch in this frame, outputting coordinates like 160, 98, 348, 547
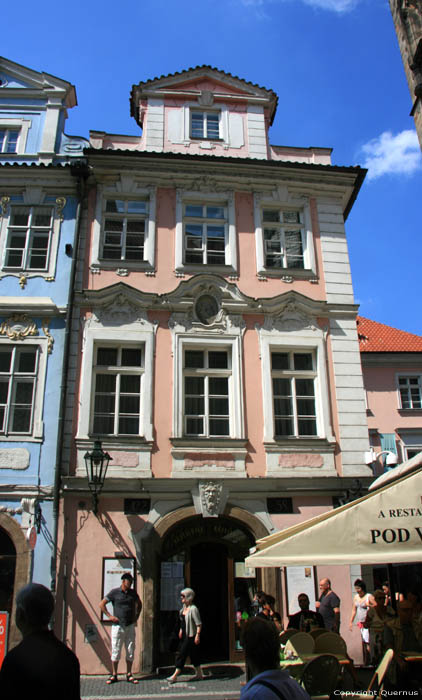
0, 513, 31, 649
138, 504, 273, 673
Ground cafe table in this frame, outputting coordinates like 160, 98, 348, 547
280, 652, 351, 679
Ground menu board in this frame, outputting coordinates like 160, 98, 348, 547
285, 566, 316, 615
160, 561, 185, 611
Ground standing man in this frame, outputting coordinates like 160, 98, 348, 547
100, 573, 142, 685
316, 578, 340, 633
0, 583, 80, 699
288, 593, 324, 632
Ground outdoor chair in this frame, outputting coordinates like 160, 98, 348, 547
279, 628, 299, 645
310, 628, 328, 639
314, 631, 348, 656
338, 648, 394, 700
298, 653, 341, 699
285, 631, 315, 655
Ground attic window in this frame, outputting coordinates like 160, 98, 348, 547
191, 111, 220, 140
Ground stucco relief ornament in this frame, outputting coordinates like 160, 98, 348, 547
42, 318, 54, 354
186, 176, 225, 192
198, 90, 214, 107
55, 197, 66, 221
168, 312, 194, 332
260, 306, 318, 334
0, 195, 10, 216
19, 275, 28, 289
93, 295, 148, 327
200, 481, 223, 517
0, 314, 38, 341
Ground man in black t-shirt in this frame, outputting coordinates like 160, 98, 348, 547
100, 573, 142, 685
288, 593, 324, 632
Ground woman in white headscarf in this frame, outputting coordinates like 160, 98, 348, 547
167, 588, 203, 684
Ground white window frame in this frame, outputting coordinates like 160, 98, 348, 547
0, 197, 63, 280
271, 349, 318, 439
90, 183, 156, 271
258, 319, 333, 443
173, 334, 244, 440
0, 338, 47, 441
254, 194, 316, 277
183, 346, 232, 438
182, 104, 229, 145
100, 197, 149, 263
77, 325, 154, 442
397, 430, 422, 461
396, 373, 422, 410
175, 190, 237, 272
0, 119, 31, 155
190, 110, 221, 140
91, 344, 145, 437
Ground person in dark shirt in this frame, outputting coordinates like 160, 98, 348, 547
0, 583, 80, 700
316, 578, 340, 633
240, 617, 310, 699
288, 593, 324, 632
383, 599, 422, 690
99, 573, 142, 685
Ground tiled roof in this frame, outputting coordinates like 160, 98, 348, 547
357, 316, 422, 352
131, 64, 277, 98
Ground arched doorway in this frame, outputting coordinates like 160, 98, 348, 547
0, 514, 31, 649
158, 515, 257, 664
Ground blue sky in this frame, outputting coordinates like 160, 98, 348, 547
5, 0, 422, 333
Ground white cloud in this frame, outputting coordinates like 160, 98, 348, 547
361, 130, 422, 180
239, 0, 360, 12
302, 0, 359, 11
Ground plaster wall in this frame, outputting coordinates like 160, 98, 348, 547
363, 364, 422, 432
0, 196, 78, 307
86, 188, 327, 302
57, 497, 148, 675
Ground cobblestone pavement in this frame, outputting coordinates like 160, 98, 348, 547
81, 664, 246, 700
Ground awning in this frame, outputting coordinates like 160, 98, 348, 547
245, 455, 422, 568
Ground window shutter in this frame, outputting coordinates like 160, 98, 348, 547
379, 433, 397, 472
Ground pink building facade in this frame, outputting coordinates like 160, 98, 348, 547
359, 315, 422, 471
57, 67, 373, 673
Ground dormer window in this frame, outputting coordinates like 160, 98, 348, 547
190, 111, 220, 140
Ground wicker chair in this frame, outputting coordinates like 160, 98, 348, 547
314, 631, 347, 655
298, 653, 340, 699
285, 631, 315, 655
279, 628, 299, 645
310, 628, 328, 639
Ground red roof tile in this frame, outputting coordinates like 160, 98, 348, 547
357, 316, 422, 352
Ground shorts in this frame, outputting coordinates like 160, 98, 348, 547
360, 626, 369, 644
111, 623, 136, 662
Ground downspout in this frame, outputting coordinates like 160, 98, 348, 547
50, 160, 90, 636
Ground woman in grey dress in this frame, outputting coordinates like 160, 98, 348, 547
167, 588, 203, 683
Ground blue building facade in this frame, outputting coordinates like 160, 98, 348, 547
0, 57, 88, 649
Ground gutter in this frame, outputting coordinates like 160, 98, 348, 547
50, 159, 90, 616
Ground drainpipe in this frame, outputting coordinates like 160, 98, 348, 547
50, 160, 90, 636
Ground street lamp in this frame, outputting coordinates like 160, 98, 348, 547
84, 440, 112, 515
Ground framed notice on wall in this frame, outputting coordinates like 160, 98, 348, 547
285, 566, 317, 616
101, 557, 136, 622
